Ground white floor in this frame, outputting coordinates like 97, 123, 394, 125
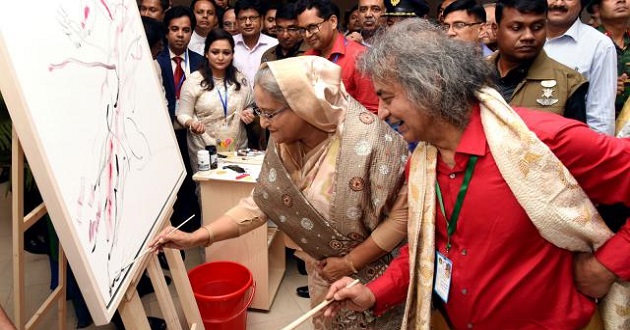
0, 184, 314, 329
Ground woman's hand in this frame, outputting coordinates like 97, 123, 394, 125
148, 226, 196, 251
188, 120, 205, 135
240, 109, 255, 124
323, 277, 375, 318
318, 257, 353, 282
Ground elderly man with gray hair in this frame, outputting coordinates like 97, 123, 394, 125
325, 18, 630, 330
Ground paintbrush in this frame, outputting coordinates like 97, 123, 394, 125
280, 278, 361, 330
115, 214, 195, 275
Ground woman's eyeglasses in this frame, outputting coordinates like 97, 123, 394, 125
253, 105, 289, 119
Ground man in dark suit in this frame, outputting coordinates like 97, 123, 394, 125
156, 5, 204, 232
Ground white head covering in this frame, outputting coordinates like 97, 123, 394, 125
261, 56, 349, 133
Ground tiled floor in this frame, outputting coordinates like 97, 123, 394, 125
0, 183, 314, 329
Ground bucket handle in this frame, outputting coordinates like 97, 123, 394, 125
203, 281, 256, 323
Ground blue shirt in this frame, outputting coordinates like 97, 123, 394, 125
545, 19, 617, 135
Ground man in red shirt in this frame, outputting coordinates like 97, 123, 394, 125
325, 18, 630, 330
294, 0, 379, 114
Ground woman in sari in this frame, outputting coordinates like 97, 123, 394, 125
152, 56, 409, 329
177, 28, 255, 172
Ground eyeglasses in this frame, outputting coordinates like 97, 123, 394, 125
274, 26, 300, 35
442, 21, 483, 31
253, 105, 289, 119
297, 19, 327, 37
237, 15, 260, 23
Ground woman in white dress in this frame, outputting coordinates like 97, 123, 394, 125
177, 28, 255, 172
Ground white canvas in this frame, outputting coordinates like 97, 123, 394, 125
0, 0, 184, 324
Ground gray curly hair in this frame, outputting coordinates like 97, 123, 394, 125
358, 18, 495, 129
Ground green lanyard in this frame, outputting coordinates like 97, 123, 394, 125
435, 156, 479, 253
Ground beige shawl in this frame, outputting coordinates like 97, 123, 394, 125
404, 87, 630, 329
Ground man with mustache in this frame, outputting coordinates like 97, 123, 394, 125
544, 0, 617, 135
488, 0, 589, 122
358, 0, 386, 45
590, 0, 630, 116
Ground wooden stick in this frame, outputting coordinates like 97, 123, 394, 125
281, 279, 361, 330
116, 214, 195, 275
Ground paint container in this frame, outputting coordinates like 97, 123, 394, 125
206, 145, 218, 169
198, 150, 210, 171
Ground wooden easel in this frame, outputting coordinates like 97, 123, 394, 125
11, 129, 204, 329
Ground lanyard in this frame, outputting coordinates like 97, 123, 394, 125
435, 155, 478, 253
217, 83, 228, 118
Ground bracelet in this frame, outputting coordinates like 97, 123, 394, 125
344, 255, 358, 274
200, 226, 214, 247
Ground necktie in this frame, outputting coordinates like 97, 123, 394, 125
173, 56, 185, 99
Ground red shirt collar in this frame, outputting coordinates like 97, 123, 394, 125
455, 103, 487, 157
304, 33, 346, 60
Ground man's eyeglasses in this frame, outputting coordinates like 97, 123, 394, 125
238, 15, 260, 23
274, 26, 300, 35
442, 21, 483, 31
253, 105, 289, 119
297, 19, 327, 37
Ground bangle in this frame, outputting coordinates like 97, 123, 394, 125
200, 226, 213, 247
344, 255, 358, 274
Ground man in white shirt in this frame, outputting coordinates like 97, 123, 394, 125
189, 0, 219, 55
544, 0, 616, 135
232, 0, 278, 85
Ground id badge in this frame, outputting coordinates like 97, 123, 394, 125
434, 251, 453, 303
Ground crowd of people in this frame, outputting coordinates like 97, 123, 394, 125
137, 0, 630, 330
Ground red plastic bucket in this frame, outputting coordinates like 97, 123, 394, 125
188, 261, 255, 330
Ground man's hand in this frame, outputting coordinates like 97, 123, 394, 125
323, 277, 375, 318
573, 252, 617, 299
